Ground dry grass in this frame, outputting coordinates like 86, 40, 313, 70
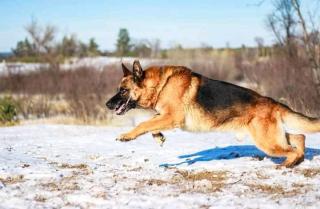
56, 162, 93, 176
0, 174, 24, 185
58, 163, 89, 170
298, 168, 320, 178
175, 170, 227, 182
138, 169, 228, 194
0, 58, 241, 124
1, 52, 319, 124
240, 56, 320, 116
144, 179, 168, 186
255, 171, 270, 180
0, 65, 121, 123
40, 162, 92, 192
34, 194, 47, 202
40, 177, 81, 192
245, 180, 313, 198
245, 182, 306, 198
165, 48, 242, 81
246, 183, 286, 194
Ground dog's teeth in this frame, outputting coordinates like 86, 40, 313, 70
115, 103, 126, 114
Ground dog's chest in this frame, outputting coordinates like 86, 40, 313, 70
183, 108, 213, 132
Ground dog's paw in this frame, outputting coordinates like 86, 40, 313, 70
152, 132, 166, 147
116, 133, 136, 142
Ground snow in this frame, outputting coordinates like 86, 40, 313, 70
0, 57, 163, 75
62, 57, 163, 70
1, 124, 320, 209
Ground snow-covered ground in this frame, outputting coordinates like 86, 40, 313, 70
1, 124, 320, 209
0, 57, 163, 75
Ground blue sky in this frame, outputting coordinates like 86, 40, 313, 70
0, 0, 288, 51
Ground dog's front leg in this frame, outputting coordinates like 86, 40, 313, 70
116, 114, 176, 142
152, 131, 166, 146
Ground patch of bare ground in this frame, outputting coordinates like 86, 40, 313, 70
51, 162, 93, 175
57, 163, 89, 170
93, 191, 108, 199
246, 183, 285, 194
40, 175, 81, 192
297, 168, 320, 178
34, 194, 47, 202
127, 166, 143, 172
40, 162, 92, 192
199, 205, 211, 209
245, 182, 312, 198
255, 171, 270, 180
175, 170, 227, 182
0, 174, 24, 185
138, 169, 228, 194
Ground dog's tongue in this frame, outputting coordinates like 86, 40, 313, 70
115, 103, 126, 114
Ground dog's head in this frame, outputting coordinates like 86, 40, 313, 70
106, 60, 147, 115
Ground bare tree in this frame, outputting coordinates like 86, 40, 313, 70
255, 37, 265, 57
266, 0, 297, 57
267, 0, 320, 93
150, 39, 161, 58
25, 19, 60, 70
291, 0, 320, 89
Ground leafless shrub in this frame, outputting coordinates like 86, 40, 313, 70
25, 19, 60, 70
0, 59, 239, 123
165, 49, 242, 81
267, 0, 320, 93
1, 52, 318, 123
0, 64, 122, 122
15, 95, 52, 119
240, 56, 320, 116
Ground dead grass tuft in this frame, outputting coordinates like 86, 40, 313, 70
58, 163, 89, 170
0, 174, 24, 185
40, 175, 80, 192
298, 168, 320, 178
34, 194, 47, 202
247, 183, 286, 194
144, 179, 168, 186
245, 182, 305, 198
39, 162, 93, 192
255, 171, 270, 180
128, 166, 143, 172
175, 170, 227, 182
137, 169, 227, 194
240, 57, 320, 116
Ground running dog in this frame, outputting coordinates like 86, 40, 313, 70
106, 60, 320, 167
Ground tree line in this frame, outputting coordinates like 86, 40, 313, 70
11, 20, 100, 64
10, 21, 162, 63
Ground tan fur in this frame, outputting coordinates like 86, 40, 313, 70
116, 64, 319, 168
280, 107, 320, 133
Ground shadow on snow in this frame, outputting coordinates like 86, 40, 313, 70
160, 145, 320, 167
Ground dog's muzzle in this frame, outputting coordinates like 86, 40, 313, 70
106, 95, 137, 115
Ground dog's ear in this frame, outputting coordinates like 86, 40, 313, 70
132, 60, 144, 83
122, 63, 131, 77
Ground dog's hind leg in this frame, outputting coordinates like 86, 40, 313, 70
248, 114, 303, 168
152, 131, 166, 146
286, 133, 305, 164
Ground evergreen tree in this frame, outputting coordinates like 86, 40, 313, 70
88, 38, 99, 56
116, 28, 131, 56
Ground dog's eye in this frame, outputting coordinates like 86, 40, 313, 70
120, 88, 128, 95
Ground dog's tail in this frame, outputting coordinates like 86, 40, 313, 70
279, 105, 320, 133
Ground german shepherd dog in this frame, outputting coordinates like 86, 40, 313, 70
106, 60, 320, 167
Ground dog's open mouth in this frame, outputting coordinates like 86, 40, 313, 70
114, 96, 136, 115
115, 102, 127, 115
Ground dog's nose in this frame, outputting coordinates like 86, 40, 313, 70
106, 101, 114, 110
106, 101, 112, 109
